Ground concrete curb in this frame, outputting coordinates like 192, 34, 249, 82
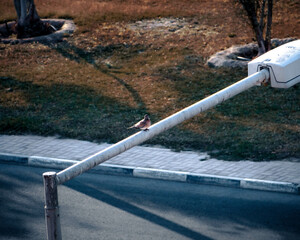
133, 167, 188, 182
0, 152, 299, 195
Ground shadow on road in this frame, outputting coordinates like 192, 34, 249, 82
1, 164, 300, 240
0, 168, 45, 239
66, 177, 212, 240
65, 173, 300, 240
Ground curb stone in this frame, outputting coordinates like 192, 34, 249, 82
133, 167, 188, 182
0, 152, 299, 195
28, 156, 135, 176
187, 173, 241, 188
29, 156, 77, 169
240, 179, 300, 194
0, 153, 28, 165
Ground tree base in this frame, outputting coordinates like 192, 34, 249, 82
207, 38, 297, 69
0, 19, 75, 44
16, 19, 56, 39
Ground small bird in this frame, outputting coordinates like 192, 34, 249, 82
128, 114, 151, 131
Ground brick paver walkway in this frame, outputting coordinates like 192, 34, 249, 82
0, 135, 299, 184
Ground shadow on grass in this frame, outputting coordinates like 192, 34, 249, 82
154, 56, 300, 160
43, 41, 146, 110
0, 76, 143, 142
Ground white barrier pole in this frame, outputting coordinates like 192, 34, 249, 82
56, 69, 269, 185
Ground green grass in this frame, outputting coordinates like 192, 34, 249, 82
1, 0, 299, 161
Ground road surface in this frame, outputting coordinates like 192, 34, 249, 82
0, 163, 299, 240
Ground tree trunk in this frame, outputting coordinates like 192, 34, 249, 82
265, 0, 273, 51
239, 0, 266, 55
14, 0, 54, 39
238, 0, 274, 56
254, 24, 266, 56
259, 0, 266, 32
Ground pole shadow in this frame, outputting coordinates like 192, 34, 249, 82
44, 41, 146, 110
65, 178, 213, 240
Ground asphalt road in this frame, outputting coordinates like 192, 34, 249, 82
1, 163, 300, 240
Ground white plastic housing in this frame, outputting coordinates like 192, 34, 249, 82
248, 40, 300, 88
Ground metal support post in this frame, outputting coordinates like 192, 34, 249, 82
43, 172, 62, 240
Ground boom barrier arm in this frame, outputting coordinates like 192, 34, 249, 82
44, 69, 270, 240
56, 69, 269, 185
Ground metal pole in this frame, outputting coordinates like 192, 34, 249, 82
56, 69, 269, 185
43, 172, 62, 240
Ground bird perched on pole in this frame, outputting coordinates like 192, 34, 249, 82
128, 114, 151, 131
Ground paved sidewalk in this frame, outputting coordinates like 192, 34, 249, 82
0, 135, 299, 193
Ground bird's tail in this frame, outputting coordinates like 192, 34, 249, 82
127, 126, 135, 129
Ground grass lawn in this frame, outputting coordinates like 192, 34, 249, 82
0, 0, 299, 161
